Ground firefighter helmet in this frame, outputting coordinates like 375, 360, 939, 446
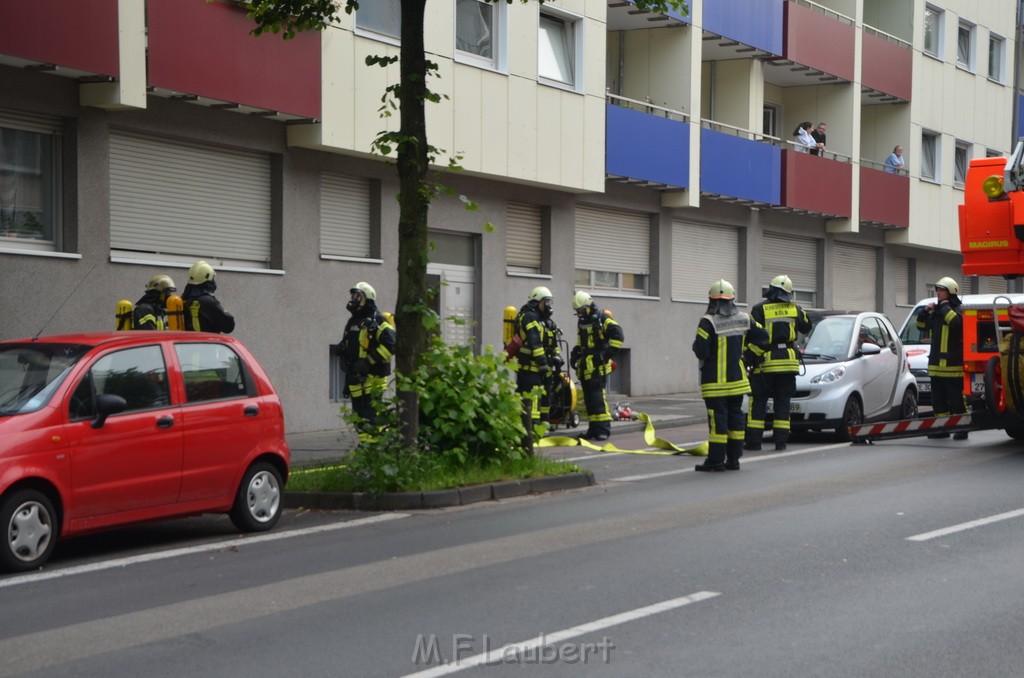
769, 274, 794, 294
188, 260, 216, 284
529, 286, 553, 302
935, 276, 959, 295
572, 291, 593, 310
708, 279, 736, 300
145, 274, 176, 293
350, 281, 377, 301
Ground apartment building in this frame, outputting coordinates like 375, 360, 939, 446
0, 0, 1016, 432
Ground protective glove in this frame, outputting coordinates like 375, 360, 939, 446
551, 355, 564, 371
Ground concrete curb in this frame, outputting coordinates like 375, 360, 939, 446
282, 470, 596, 511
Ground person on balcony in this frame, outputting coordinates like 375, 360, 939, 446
810, 122, 827, 156
884, 145, 905, 174
793, 122, 816, 153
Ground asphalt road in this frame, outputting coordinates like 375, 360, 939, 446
4, 423, 1024, 677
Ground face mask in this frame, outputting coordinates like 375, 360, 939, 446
347, 293, 364, 313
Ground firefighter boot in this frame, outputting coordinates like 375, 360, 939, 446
696, 443, 726, 472
725, 438, 743, 471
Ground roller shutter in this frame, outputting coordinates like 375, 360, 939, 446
109, 131, 271, 265
575, 205, 649, 275
982, 276, 1008, 294
321, 173, 372, 259
671, 221, 739, 302
507, 202, 542, 272
832, 242, 878, 311
0, 109, 62, 135
761, 233, 819, 305
893, 257, 910, 305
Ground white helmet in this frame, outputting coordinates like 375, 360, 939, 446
529, 286, 553, 303
146, 274, 176, 293
188, 260, 215, 284
935, 276, 959, 295
769, 274, 794, 294
350, 281, 377, 301
708, 279, 736, 300
572, 291, 593, 310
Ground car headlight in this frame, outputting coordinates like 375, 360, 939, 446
810, 365, 847, 384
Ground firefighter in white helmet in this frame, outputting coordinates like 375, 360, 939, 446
570, 291, 624, 441
515, 286, 561, 431
133, 274, 177, 330
181, 260, 235, 333
339, 281, 396, 429
917, 276, 967, 440
745, 274, 812, 451
692, 280, 768, 472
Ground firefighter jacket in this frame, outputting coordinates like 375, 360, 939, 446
182, 283, 235, 334
573, 306, 624, 381
515, 301, 553, 373
749, 299, 811, 374
917, 299, 964, 378
132, 290, 166, 331
693, 311, 766, 398
340, 303, 396, 379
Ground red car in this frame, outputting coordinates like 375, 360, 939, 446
0, 332, 290, 572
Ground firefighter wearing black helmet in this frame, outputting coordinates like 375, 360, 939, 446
339, 281, 396, 429
515, 286, 561, 429
693, 280, 768, 472
745, 274, 812, 451
917, 276, 967, 440
181, 260, 235, 334
570, 291, 624, 441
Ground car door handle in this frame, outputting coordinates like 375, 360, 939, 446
244, 405, 260, 417
156, 416, 175, 429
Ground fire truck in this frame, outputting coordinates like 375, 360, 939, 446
850, 142, 1024, 442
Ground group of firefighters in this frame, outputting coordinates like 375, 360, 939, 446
118, 260, 235, 334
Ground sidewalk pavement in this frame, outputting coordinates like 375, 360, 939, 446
285, 392, 709, 468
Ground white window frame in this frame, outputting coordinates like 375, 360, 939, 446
537, 7, 583, 93
988, 33, 1005, 82
921, 130, 940, 182
763, 102, 781, 138
355, 0, 401, 45
923, 5, 943, 59
0, 111, 63, 254
455, 0, 506, 72
954, 141, 970, 188
956, 19, 975, 71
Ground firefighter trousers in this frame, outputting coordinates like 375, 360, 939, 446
747, 372, 796, 445
705, 394, 746, 465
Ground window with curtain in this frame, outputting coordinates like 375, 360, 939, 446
989, 35, 1004, 81
0, 113, 61, 251
456, 0, 496, 67
957, 21, 974, 69
538, 12, 576, 87
356, 0, 400, 39
921, 132, 938, 181
954, 142, 969, 186
923, 6, 941, 57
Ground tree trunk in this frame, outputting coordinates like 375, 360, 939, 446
395, 0, 430, 448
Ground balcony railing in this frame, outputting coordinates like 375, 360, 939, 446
863, 25, 912, 50
789, 0, 853, 26
607, 93, 689, 123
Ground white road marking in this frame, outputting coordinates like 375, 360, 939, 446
907, 507, 1024, 542
562, 451, 628, 462
0, 513, 408, 589
400, 591, 721, 678
609, 443, 851, 482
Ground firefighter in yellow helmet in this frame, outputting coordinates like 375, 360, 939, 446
339, 281, 396, 429
182, 260, 235, 333
570, 291, 624, 441
692, 280, 768, 472
917, 276, 967, 440
745, 274, 812, 451
133, 274, 176, 330
515, 286, 561, 431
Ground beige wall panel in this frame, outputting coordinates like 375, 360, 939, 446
559, 93, 586, 189
951, 68, 976, 137
507, 2, 537, 80
700, 61, 711, 119
622, 31, 653, 102
452, 66, 484, 173
354, 39, 400, 151
426, 58, 455, 166
713, 60, 752, 130
507, 76, 538, 178
583, 94, 606, 191
480, 73, 510, 176
423, 1, 452, 57
649, 29, 689, 113
583, 16, 605, 97
321, 26, 356, 149
536, 87, 564, 185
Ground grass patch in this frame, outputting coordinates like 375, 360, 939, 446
288, 455, 583, 494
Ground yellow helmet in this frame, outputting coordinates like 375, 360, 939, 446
571, 291, 593, 310
529, 286, 553, 303
935, 277, 959, 295
708, 279, 735, 300
188, 260, 216, 284
145, 274, 176, 293
350, 281, 377, 301
769, 274, 794, 294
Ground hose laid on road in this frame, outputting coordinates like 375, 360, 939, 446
536, 412, 709, 456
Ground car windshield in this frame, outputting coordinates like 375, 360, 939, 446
802, 316, 855, 361
899, 306, 928, 344
0, 343, 91, 416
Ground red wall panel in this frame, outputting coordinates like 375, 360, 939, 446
860, 166, 909, 228
784, 2, 855, 82
0, 0, 119, 76
782, 150, 852, 217
862, 33, 912, 101
147, 0, 320, 119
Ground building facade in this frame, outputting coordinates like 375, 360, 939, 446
0, 0, 1017, 432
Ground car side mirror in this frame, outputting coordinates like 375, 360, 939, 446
92, 393, 127, 429
858, 342, 882, 356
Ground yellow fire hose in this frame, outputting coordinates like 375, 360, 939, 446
536, 412, 708, 457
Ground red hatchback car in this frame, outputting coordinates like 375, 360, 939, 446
0, 332, 290, 572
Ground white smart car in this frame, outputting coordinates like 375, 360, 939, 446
787, 312, 918, 440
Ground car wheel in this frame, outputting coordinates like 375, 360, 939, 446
568, 411, 580, 428
1, 489, 58, 572
1005, 427, 1024, 441
899, 389, 918, 420
230, 462, 283, 532
835, 396, 863, 442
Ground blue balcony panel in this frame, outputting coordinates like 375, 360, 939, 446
606, 103, 689, 189
703, 0, 783, 56
700, 128, 781, 205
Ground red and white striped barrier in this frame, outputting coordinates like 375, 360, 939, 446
848, 414, 973, 439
